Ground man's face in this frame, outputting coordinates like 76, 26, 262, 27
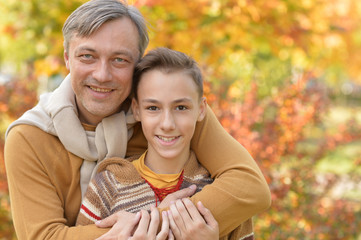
64, 18, 140, 125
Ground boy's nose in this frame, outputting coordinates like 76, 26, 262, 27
160, 111, 176, 131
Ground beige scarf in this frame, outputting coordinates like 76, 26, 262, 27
6, 75, 136, 197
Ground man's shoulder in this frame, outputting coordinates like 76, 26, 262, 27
96, 157, 143, 183
5, 123, 82, 169
7, 124, 56, 141
5, 124, 62, 153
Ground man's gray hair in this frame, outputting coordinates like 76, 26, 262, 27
62, 0, 149, 59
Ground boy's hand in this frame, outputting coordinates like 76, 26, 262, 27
95, 210, 139, 240
131, 206, 169, 240
158, 185, 197, 209
167, 198, 219, 240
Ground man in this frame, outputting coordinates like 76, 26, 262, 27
4, 0, 271, 239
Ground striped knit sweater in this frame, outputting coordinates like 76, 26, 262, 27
76, 152, 254, 240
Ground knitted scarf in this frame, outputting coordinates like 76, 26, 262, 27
5, 74, 136, 197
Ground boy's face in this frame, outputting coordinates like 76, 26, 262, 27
132, 69, 206, 166
64, 18, 140, 125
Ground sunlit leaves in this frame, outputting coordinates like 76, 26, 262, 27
207, 72, 361, 239
1, 0, 361, 239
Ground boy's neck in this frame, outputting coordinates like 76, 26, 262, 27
144, 149, 190, 174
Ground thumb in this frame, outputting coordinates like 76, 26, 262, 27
159, 185, 197, 208
172, 184, 197, 199
196, 201, 218, 228
95, 214, 117, 228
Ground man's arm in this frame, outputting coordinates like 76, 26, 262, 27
4, 125, 108, 239
190, 105, 271, 237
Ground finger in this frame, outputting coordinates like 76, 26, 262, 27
168, 229, 175, 240
140, 209, 151, 229
182, 198, 206, 223
167, 210, 181, 239
197, 201, 218, 229
173, 199, 192, 226
148, 206, 160, 237
156, 211, 169, 240
170, 185, 196, 199
159, 185, 197, 208
122, 212, 142, 239
96, 213, 140, 240
95, 214, 117, 228
133, 210, 150, 237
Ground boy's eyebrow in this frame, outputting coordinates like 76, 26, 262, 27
173, 98, 193, 103
141, 98, 193, 103
141, 99, 159, 103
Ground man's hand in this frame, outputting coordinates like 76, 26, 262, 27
95, 207, 172, 240
167, 198, 219, 240
158, 185, 197, 209
95, 210, 139, 240
95, 185, 198, 240
130, 206, 169, 240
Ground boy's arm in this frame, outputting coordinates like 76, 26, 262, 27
190, 105, 271, 237
76, 172, 109, 226
4, 125, 108, 239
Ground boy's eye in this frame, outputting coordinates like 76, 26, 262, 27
147, 106, 158, 111
176, 105, 187, 110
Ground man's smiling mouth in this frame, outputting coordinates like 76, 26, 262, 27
89, 86, 113, 93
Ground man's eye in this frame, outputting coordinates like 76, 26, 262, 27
115, 58, 125, 62
79, 54, 93, 60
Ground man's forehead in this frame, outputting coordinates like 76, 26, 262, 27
68, 21, 140, 57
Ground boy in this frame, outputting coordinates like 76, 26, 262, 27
77, 48, 253, 240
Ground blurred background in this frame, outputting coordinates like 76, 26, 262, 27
1, 0, 361, 239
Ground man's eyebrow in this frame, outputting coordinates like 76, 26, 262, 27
74, 47, 136, 61
75, 47, 96, 53
113, 50, 136, 61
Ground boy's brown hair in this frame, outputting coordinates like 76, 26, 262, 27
132, 47, 203, 100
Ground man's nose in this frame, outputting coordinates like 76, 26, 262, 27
92, 60, 112, 82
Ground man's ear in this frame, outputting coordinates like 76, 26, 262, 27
64, 50, 70, 70
131, 98, 141, 121
197, 97, 207, 122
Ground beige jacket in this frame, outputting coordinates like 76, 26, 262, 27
5, 107, 271, 239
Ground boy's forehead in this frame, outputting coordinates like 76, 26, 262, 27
138, 70, 201, 97
141, 69, 193, 85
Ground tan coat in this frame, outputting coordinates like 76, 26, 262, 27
5, 107, 271, 239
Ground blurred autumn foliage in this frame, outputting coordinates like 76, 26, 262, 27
205, 75, 361, 239
1, 0, 361, 239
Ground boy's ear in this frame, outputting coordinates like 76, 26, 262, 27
197, 97, 207, 122
131, 98, 141, 121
